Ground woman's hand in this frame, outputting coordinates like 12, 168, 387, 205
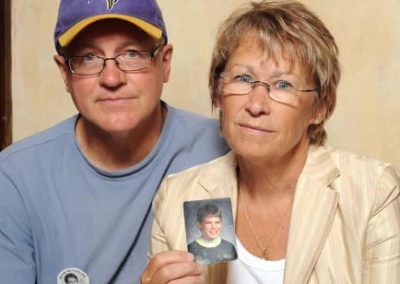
141, 251, 204, 284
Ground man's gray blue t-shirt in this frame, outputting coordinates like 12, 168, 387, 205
0, 104, 228, 284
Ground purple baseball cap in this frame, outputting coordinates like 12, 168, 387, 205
54, 0, 168, 50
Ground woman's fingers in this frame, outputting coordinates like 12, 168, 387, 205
141, 251, 203, 284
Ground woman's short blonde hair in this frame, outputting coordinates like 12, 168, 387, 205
209, 0, 340, 145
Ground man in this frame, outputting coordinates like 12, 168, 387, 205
0, 0, 227, 283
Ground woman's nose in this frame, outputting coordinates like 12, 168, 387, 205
244, 85, 272, 116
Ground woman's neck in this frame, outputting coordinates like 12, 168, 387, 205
237, 139, 309, 198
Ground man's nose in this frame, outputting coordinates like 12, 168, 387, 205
99, 59, 127, 88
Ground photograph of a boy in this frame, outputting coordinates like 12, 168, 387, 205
186, 202, 237, 264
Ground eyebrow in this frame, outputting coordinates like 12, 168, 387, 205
229, 64, 254, 72
72, 40, 150, 54
229, 64, 296, 79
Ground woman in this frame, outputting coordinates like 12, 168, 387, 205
142, 1, 400, 283
187, 203, 237, 264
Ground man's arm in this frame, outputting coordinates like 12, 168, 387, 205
0, 171, 36, 282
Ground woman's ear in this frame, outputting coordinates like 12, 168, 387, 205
312, 113, 323, 125
311, 101, 327, 125
215, 93, 223, 112
54, 55, 71, 93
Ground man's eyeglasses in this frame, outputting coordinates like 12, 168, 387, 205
219, 72, 319, 106
66, 44, 164, 76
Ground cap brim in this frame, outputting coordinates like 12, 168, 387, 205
58, 14, 163, 47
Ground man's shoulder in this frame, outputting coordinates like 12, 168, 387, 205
0, 116, 77, 165
169, 106, 219, 130
158, 106, 229, 174
166, 107, 225, 150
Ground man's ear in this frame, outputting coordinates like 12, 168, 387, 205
54, 54, 71, 93
160, 44, 173, 83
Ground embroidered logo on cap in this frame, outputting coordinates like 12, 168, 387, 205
57, 268, 90, 284
107, 0, 119, 10
87, 0, 120, 10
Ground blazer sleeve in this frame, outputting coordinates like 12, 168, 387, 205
364, 165, 400, 283
149, 177, 170, 259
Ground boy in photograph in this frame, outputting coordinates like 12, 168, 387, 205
188, 203, 237, 264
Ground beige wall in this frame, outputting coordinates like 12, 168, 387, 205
12, 0, 400, 163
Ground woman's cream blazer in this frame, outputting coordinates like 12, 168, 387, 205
150, 146, 400, 284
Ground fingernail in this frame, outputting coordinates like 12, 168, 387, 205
187, 253, 195, 261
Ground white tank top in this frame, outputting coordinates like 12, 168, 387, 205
227, 238, 285, 284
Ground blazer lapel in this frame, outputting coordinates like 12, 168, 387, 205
197, 152, 238, 284
284, 146, 340, 284
197, 152, 238, 210
196, 148, 340, 284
